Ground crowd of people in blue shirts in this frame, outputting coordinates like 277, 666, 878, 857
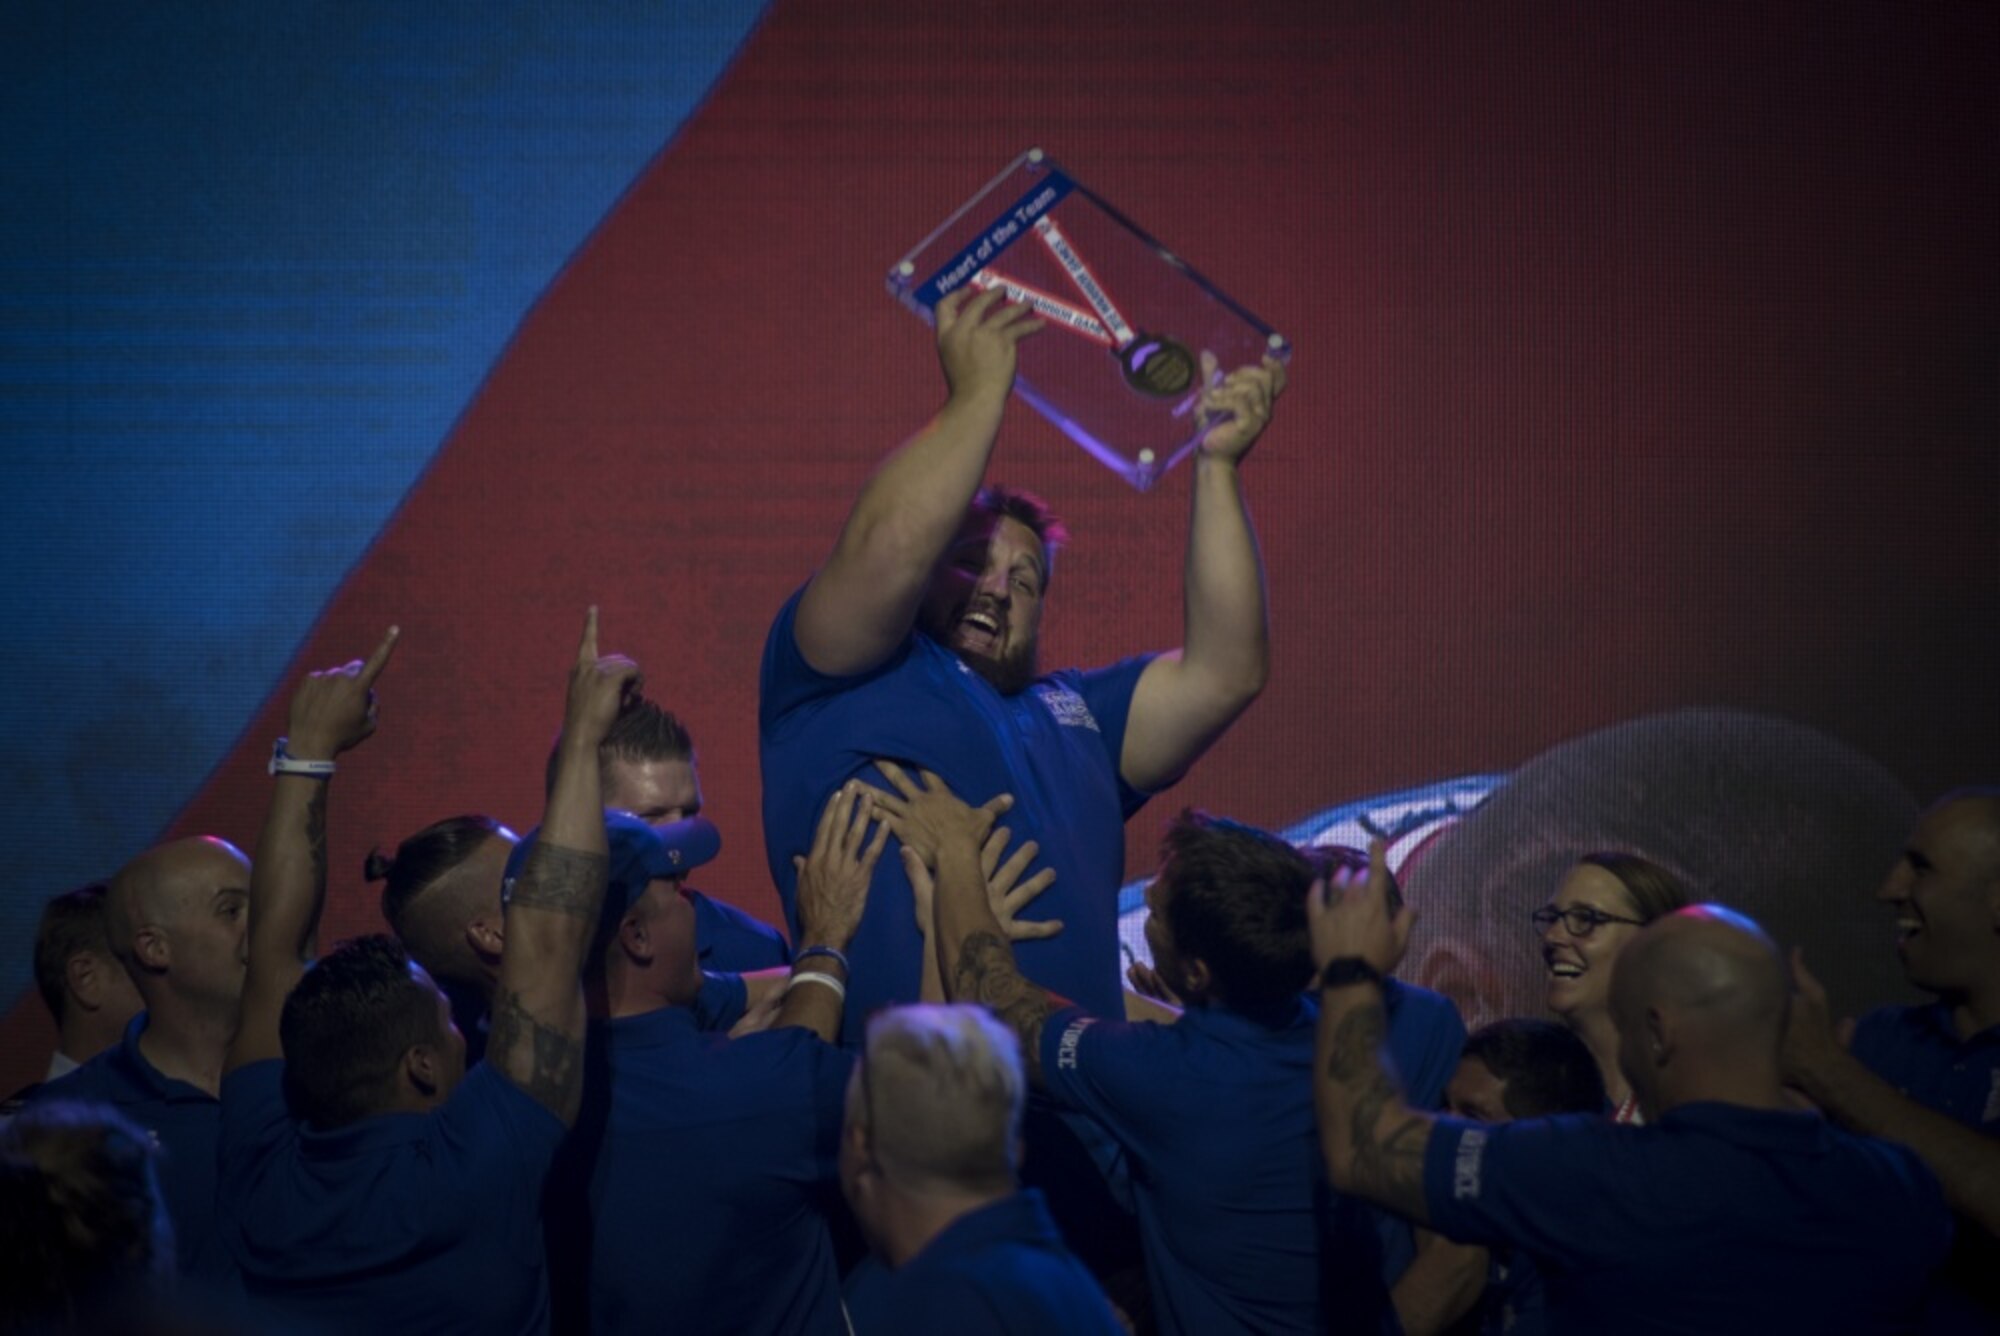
4, 291, 1997, 1334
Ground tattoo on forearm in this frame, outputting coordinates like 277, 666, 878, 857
489, 987, 582, 1116
954, 931, 1059, 1081
509, 843, 607, 921
1327, 997, 1430, 1215
305, 785, 328, 892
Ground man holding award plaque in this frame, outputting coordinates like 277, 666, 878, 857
759, 286, 1284, 1044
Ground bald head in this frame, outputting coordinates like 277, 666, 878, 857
1610, 906, 1790, 1114
106, 836, 251, 1011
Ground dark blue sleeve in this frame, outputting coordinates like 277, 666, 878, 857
1074, 653, 1158, 817
690, 969, 749, 1032
1036, 1005, 1165, 1139
1422, 1114, 1629, 1264
761, 582, 915, 730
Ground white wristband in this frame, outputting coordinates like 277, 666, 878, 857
269, 738, 336, 778
785, 971, 846, 1003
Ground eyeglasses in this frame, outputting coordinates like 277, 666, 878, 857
1530, 905, 1646, 938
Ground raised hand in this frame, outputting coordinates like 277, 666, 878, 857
1195, 352, 1287, 464
793, 782, 890, 952
286, 626, 400, 758
1306, 839, 1413, 975
936, 287, 1045, 405
564, 606, 642, 748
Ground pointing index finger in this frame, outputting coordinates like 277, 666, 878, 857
578, 606, 600, 663
358, 626, 401, 687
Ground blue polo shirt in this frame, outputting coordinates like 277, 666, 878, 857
33, 1012, 235, 1285
216, 1059, 565, 1334
1038, 999, 1394, 1335
843, 1189, 1121, 1335
1853, 1002, 2000, 1334
1422, 1102, 1951, 1334
761, 585, 1152, 1044
1853, 1002, 2000, 1133
690, 888, 791, 971
546, 1006, 853, 1335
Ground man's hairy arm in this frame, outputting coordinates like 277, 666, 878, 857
489, 608, 632, 1126
1119, 359, 1283, 792
793, 290, 1041, 676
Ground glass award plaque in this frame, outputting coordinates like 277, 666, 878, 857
887, 149, 1290, 492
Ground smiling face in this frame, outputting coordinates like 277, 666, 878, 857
917, 512, 1047, 696
1878, 796, 2000, 999
1540, 862, 1647, 1024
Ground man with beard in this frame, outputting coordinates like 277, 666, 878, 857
760, 288, 1285, 1041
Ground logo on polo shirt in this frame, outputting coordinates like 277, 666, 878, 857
1035, 685, 1100, 732
1452, 1127, 1488, 1201
1057, 1016, 1097, 1069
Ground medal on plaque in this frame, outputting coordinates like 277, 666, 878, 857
888, 149, 1288, 491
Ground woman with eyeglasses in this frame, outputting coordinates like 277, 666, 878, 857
1532, 853, 1690, 1123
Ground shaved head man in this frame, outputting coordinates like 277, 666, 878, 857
106, 837, 253, 1038
1312, 849, 1951, 1335
1609, 907, 1791, 1120
32, 834, 253, 1285
1786, 788, 2000, 1330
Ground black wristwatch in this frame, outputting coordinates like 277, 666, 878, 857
1316, 957, 1384, 991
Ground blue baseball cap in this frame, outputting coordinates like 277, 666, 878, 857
503, 809, 721, 920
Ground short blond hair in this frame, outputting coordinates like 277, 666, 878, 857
849, 1005, 1024, 1195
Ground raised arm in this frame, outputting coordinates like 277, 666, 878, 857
772, 783, 885, 1042
1120, 356, 1284, 792
228, 628, 399, 1075
1311, 840, 1437, 1226
872, 763, 1070, 1085
792, 290, 1043, 676
490, 608, 636, 1125
1785, 950, 2000, 1239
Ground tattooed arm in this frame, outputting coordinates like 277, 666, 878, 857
1307, 838, 1435, 1224
1315, 979, 1437, 1224
228, 628, 400, 1075
490, 608, 636, 1125
929, 821, 1070, 1087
